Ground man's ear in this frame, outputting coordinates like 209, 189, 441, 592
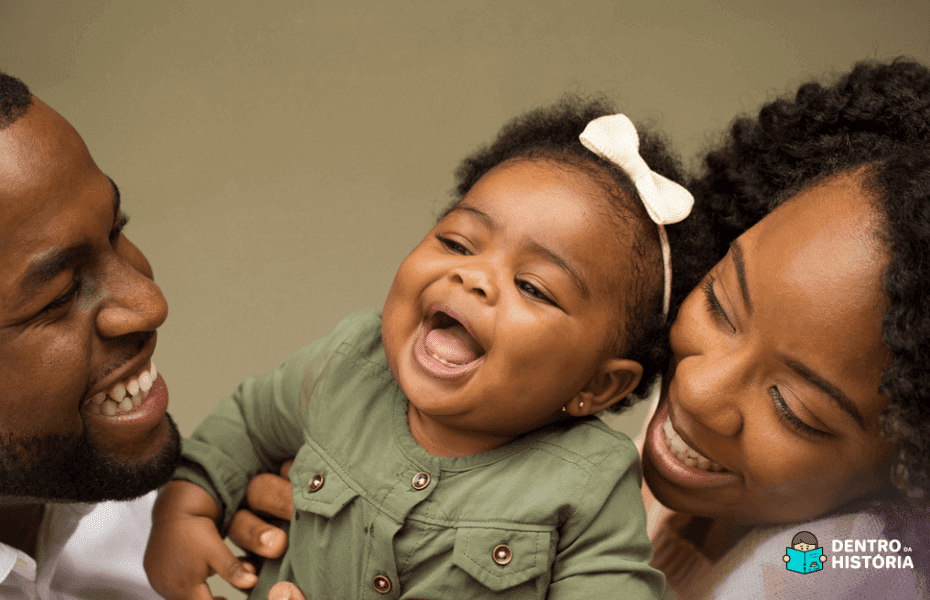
564, 358, 643, 417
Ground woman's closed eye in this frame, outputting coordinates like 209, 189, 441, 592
702, 275, 735, 332
770, 387, 827, 437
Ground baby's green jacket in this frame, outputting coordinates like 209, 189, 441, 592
177, 309, 663, 599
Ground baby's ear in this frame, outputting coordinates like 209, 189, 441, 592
565, 358, 643, 417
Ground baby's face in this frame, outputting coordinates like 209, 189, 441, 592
382, 158, 640, 455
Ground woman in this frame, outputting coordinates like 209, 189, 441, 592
219, 59, 930, 600
644, 57, 930, 598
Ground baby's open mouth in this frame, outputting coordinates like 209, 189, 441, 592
424, 311, 486, 367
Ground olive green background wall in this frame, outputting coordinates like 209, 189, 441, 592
1, 1, 928, 595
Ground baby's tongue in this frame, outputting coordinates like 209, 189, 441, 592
425, 323, 481, 365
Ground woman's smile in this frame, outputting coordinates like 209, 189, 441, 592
645, 400, 738, 490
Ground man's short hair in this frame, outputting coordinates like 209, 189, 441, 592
0, 70, 32, 130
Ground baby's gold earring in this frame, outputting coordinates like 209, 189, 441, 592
579, 401, 584, 410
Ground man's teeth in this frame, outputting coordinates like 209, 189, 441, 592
663, 416, 725, 472
87, 361, 157, 417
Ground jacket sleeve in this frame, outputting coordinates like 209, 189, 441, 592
548, 438, 666, 599
173, 310, 374, 532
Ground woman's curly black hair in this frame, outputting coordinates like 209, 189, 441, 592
686, 58, 930, 498
449, 96, 688, 409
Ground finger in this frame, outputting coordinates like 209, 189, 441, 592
279, 459, 294, 479
228, 508, 288, 559
203, 536, 259, 590
246, 472, 295, 520
190, 582, 219, 600
268, 582, 307, 600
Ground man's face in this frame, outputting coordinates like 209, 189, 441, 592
0, 97, 178, 503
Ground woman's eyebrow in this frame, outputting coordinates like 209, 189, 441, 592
785, 359, 867, 430
730, 241, 753, 314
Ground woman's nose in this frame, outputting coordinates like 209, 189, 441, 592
95, 255, 168, 339
673, 349, 746, 437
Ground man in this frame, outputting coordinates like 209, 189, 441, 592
0, 71, 287, 599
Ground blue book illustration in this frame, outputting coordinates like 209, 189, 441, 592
786, 547, 824, 574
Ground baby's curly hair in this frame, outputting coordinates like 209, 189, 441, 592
687, 58, 930, 498
449, 96, 688, 409
0, 70, 32, 130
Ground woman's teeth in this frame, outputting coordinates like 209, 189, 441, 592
663, 416, 725, 472
87, 361, 157, 416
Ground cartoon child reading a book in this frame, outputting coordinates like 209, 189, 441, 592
784, 531, 827, 574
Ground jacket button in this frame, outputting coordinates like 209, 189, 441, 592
411, 472, 430, 490
308, 473, 324, 492
372, 575, 392, 593
493, 544, 512, 565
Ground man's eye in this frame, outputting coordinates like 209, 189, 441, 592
109, 212, 129, 242
41, 278, 80, 315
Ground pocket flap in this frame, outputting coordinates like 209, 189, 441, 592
452, 527, 553, 591
290, 445, 359, 518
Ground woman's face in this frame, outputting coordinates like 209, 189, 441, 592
642, 173, 898, 524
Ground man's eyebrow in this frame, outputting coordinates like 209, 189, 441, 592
447, 204, 590, 300
730, 241, 753, 315
18, 179, 121, 297
18, 246, 88, 296
785, 359, 867, 430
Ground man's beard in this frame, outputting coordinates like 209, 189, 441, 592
0, 413, 181, 502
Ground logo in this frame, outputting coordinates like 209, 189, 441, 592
784, 531, 826, 574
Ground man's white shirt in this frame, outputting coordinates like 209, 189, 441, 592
0, 491, 160, 599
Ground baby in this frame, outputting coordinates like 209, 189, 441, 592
145, 98, 692, 598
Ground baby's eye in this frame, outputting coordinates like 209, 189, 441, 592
517, 280, 553, 304
436, 235, 471, 255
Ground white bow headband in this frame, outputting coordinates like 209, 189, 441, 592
579, 114, 694, 317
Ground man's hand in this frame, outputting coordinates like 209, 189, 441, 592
267, 582, 308, 600
226, 460, 296, 560
145, 480, 259, 599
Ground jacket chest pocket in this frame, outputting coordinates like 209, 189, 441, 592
291, 445, 359, 519
451, 526, 555, 596
288, 445, 365, 590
